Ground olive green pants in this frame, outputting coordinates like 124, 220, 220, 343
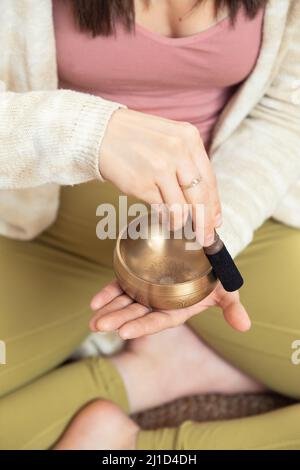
1, 181, 300, 449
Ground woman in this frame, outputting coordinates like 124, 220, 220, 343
0, 0, 300, 450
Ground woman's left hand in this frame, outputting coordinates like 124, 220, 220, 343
89, 279, 251, 339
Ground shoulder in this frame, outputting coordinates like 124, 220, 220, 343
0, 0, 52, 25
281, 0, 300, 59
285, 0, 300, 34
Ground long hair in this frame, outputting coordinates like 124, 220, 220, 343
71, 0, 268, 37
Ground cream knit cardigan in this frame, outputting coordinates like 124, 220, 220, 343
0, 0, 299, 258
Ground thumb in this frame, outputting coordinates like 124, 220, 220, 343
220, 290, 251, 332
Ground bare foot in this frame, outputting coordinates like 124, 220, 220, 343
54, 326, 265, 450
111, 325, 266, 413
54, 400, 139, 450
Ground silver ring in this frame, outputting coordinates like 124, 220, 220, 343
180, 177, 202, 191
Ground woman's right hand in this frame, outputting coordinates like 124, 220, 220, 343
100, 108, 222, 246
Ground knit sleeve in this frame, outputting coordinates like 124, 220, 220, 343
211, 13, 300, 258
0, 88, 125, 189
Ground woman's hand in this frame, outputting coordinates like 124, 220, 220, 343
100, 109, 222, 246
89, 279, 251, 339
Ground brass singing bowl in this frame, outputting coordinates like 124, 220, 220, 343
113, 213, 218, 310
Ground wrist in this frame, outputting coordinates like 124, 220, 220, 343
94, 101, 127, 181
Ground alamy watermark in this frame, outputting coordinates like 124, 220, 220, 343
291, 339, 300, 365
291, 80, 300, 106
0, 340, 6, 365
96, 196, 205, 250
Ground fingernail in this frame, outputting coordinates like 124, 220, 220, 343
89, 322, 97, 332
195, 227, 205, 246
244, 316, 252, 330
96, 320, 110, 331
119, 330, 130, 340
205, 233, 215, 246
215, 214, 222, 227
90, 300, 100, 310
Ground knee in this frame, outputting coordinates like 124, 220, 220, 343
238, 223, 300, 326
245, 223, 300, 284
270, 227, 300, 278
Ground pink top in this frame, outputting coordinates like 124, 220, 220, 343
53, 1, 264, 148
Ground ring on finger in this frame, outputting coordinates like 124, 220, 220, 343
179, 176, 202, 191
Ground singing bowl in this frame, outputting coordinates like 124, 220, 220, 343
113, 213, 218, 310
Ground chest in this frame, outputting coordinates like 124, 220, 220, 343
53, 1, 264, 94
134, 0, 226, 38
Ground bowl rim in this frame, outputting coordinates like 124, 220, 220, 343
115, 212, 213, 288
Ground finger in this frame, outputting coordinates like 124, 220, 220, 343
90, 279, 123, 311
95, 302, 151, 332
192, 154, 222, 223
220, 291, 251, 332
177, 159, 215, 246
185, 130, 222, 227
140, 186, 164, 208
118, 311, 179, 339
89, 294, 133, 331
156, 174, 189, 230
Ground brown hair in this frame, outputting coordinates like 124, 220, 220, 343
71, 0, 267, 37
